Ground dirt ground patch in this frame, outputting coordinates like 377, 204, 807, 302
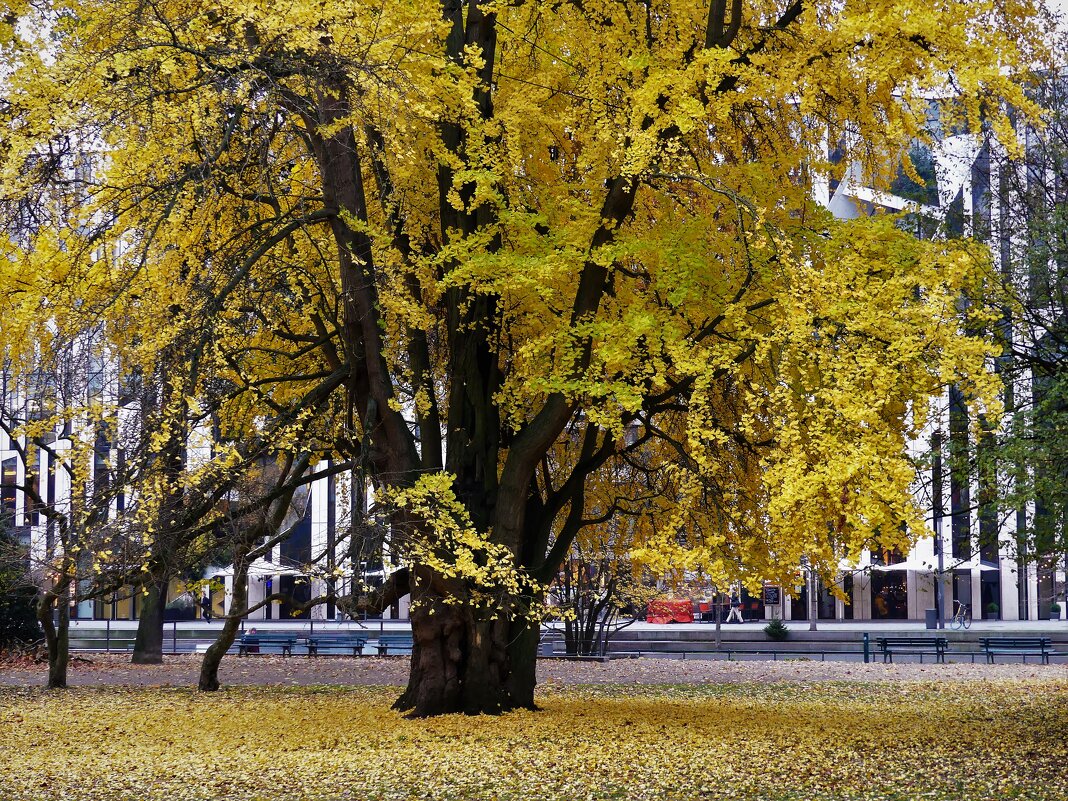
2, 652, 1066, 688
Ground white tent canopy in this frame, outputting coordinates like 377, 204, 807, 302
837, 558, 867, 572
870, 557, 999, 573
870, 558, 938, 572
943, 558, 999, 572
207, 559, 306, 579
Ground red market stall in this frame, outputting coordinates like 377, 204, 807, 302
646, 599, 693, 624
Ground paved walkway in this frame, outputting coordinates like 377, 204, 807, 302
65, 618, 1068, 635
2, 652, 1066, 688
604, 619, 1068, 633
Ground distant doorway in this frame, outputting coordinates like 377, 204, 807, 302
842, 574, 855, 620
791, 585, 808, 620
817, 578, 836, 619
952, 570, 973, 616
278, 575, 310, 620
871, 572, 908, 619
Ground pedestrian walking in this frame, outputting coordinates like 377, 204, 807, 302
726, 592, 744, 624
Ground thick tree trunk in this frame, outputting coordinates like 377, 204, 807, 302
198, 567, 247, 691
504, 620, 538, 708
392, 596, 537, 717
131, 575, 166, 664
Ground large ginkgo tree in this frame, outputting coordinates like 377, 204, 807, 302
0, 0, 1048, 714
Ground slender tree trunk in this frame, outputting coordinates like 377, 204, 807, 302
564, 618, 577, 655
49, 590, 70, 689
38, 578, 70, 689
562, 567, 577, 655
131, 574, 167, 664
198, 566, 248, 691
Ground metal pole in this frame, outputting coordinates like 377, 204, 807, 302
809, 567, 817, 631
933, 430, 945, 630
863, 632, 870, 663
106, 618, 110, 653
935, 519, 945, 630
326, 464, 336, 620
172, 621, 177, 654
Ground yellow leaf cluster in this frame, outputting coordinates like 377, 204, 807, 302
384, 474, 547, 619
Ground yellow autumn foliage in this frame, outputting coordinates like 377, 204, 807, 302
1, 681, 1066, 800
0, 1, 1057, 699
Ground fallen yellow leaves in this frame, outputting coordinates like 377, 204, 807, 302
0, 680, 1065, 800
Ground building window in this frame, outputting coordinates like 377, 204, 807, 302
1, 457, 16, 526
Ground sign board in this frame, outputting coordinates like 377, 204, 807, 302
762, 586, 781, 606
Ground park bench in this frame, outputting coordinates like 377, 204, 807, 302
238, 634, 297, 657
374, 634, 414, 655
306, 635, 369, 657
874, 636, 948, 664
979, 637, 1054, 664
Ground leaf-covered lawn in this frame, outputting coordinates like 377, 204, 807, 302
1, 681, 1065, 800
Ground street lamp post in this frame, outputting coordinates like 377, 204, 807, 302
801, 556, 817, 631
809, 566, 818, 632
933, 430, 945, 630
935, 515, 945, 630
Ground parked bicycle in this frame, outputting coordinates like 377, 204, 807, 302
951, 600, 971, 630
